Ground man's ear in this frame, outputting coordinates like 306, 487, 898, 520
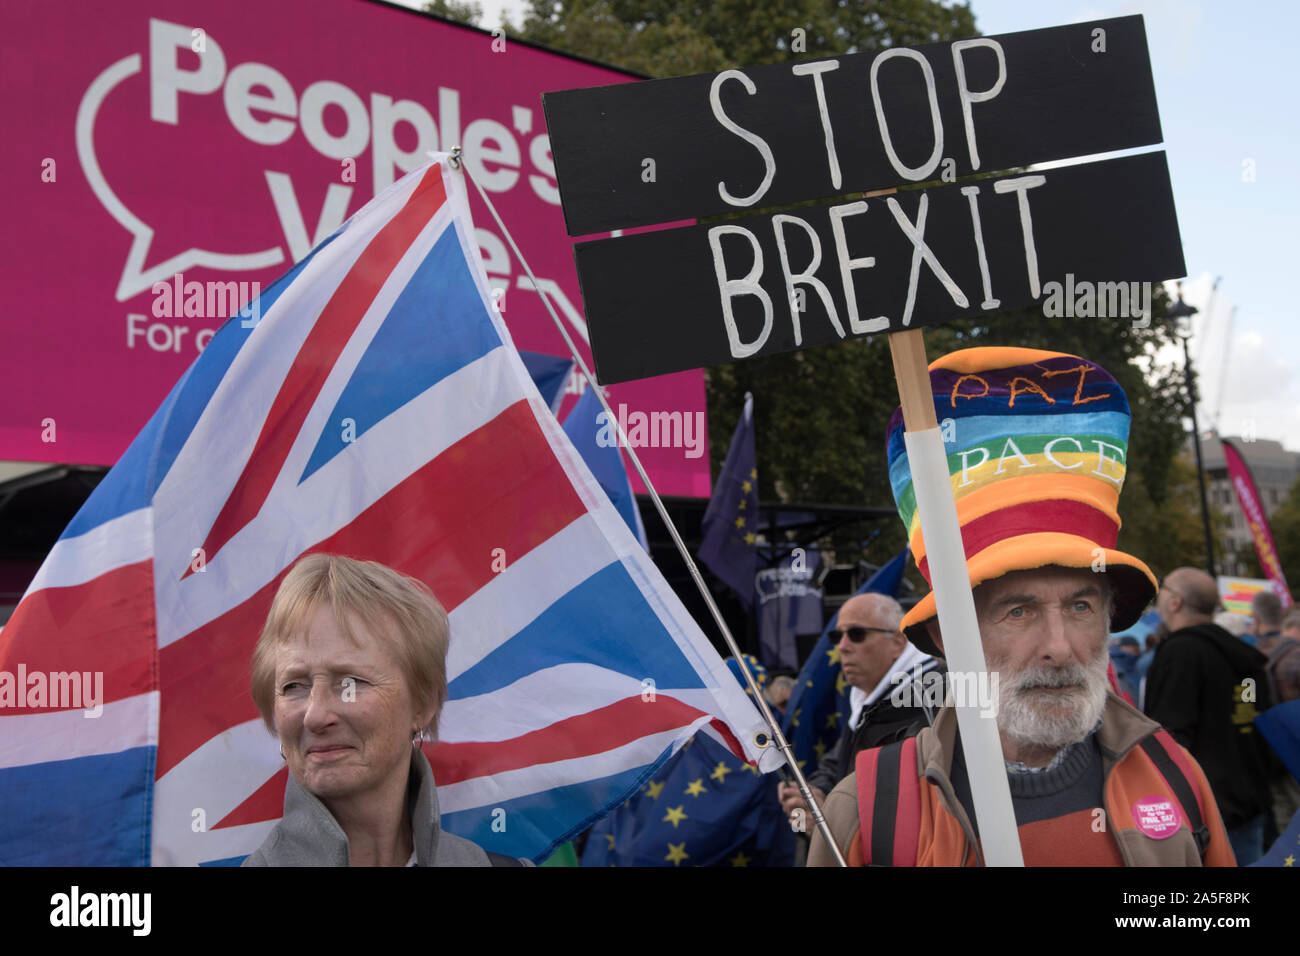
924, 618, 944, 655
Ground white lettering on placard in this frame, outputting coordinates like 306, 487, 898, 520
828, 201, 888, 335
791, 60, 842, 190
885, 195, 968, 326
708, 225, 773, 357
870, 48, 943, 181
772, 213, 844, 346
710, 70, 776, 207
950, 39, 1006, 170
960, 185, 999, 309
994, 175, 1047, 297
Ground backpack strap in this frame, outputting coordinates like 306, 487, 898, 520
1139, 730, 1209, 859
854, 736, 921, 866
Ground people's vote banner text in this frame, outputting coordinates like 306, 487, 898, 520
1, 0, 709, 495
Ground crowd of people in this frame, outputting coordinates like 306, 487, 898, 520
240, 346, 1298, 867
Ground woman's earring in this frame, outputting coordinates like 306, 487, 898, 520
279, 744, 286, 760
411, 729, 425, 749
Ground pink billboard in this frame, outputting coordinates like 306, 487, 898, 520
1, 0, 710, 496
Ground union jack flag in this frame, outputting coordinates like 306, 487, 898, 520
0, 155, 780, 865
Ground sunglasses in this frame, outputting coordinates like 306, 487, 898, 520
829, 626, 896, 643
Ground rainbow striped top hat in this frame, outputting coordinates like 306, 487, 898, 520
886, 347, 1157, 655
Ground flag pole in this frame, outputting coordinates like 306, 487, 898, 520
888, 329, 1024, 866
451, 147, 848, 866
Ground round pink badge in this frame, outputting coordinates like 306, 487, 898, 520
1131, 795, 1182, 839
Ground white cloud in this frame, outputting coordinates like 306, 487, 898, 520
1167, 273, 1300, 450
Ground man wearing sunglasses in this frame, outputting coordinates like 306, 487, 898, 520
777, 591, 939, 828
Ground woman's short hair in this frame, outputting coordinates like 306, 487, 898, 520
251, 554, 450, 739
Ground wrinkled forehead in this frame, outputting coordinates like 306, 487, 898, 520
976, 566, 1104, 607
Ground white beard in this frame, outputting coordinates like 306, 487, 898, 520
990, 646, 1109, 753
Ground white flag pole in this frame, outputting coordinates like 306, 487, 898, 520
447, 147, 849, 866
889, 330, 1024, 866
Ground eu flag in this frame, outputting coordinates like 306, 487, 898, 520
698, 393, 758, 607
581, 656, 795, 867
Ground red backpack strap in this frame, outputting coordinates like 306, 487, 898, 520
854, 737, 921, 866
1139, 730, 1209, 859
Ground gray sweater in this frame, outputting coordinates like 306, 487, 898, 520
242, 750, 531, 866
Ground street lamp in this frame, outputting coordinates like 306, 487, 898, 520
1168, 290, 1217, 577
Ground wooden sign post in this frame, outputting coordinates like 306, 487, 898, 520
542, 15, 1185, 866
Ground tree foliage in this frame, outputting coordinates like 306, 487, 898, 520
509, 0, 1200, 580
423, 0, 484, 28
506, 0, 978, 76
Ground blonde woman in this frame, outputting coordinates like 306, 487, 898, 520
243, 553, 529, 866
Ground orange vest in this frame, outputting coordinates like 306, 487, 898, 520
847, 707, 1235, 867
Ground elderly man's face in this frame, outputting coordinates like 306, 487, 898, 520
836, 599, 905, 693
274, 605, 421, 803
974, 567, 1111, 752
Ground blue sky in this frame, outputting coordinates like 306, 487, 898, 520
972, 1, 1300, 450
425, 0, 1300, 449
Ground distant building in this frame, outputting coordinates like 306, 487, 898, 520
1195, 436, 1300, 575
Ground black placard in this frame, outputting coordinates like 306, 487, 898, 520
543, 16, 1162, 237
576, 151, 1184, 384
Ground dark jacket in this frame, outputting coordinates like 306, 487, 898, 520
242, 750, 531, 866
808, 657, 945, 795
1268, 637, 1300, 703
1144, 622, 1275, 829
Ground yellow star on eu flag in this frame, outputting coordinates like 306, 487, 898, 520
744, 532, 756, 545
605, 834, 616, 850
710, 761, 732, 784
1285, 854, 1296, 867
730, 851, 751, 867
645, 779, 664, 800
684, 778, 707, 797
665, 842, 689, 866
741, 480, 752, 493
814, 739, 827, 761
738, 499, 746, 510
663, 805, 688, 828
734, 516, 745, 529
825, 711, 840, 730
826, 647, 841, 665
750, 468, 757, 480
835, 671, 847, 695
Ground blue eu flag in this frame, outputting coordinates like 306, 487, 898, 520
698, 393, 758, 607
581, 656, 795, 867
